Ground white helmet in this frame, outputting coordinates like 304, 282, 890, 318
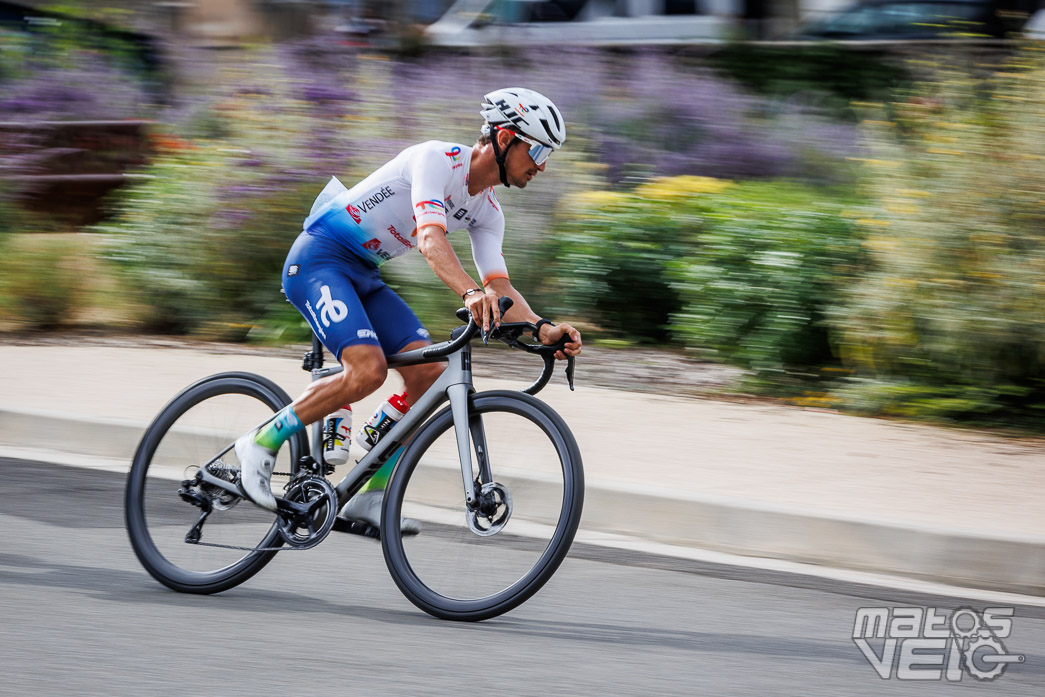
480, 87, 565, 150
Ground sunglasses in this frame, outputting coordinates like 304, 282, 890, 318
494, 126, 553, 166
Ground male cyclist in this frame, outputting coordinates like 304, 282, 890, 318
234, 88, 583, 531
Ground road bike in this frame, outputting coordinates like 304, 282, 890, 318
124, 298, 584, 621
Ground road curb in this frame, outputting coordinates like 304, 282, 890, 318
3, 406, 1042, 596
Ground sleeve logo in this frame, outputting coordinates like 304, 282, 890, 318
415, 200, 445, 213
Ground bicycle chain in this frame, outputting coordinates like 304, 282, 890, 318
187, 540, 304, 552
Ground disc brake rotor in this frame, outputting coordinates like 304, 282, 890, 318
466, 482, 512, 537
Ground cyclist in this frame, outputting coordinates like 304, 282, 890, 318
234, 87, 583, 530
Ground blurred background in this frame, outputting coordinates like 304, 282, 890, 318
1, 0, 1044, 433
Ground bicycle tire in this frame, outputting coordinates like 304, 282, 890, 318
125, 372, 308, 594
381, 390, 584, 621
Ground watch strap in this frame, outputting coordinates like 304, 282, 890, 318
532, 318, 553, 341
461, 288, 483, 301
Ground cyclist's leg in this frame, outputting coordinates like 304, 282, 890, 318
282, 245, 390, 425
355, 283, 444, 494
234, 235, 388, 510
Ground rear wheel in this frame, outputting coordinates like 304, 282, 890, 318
381, 391, 584, 621
124, 372, 308, 594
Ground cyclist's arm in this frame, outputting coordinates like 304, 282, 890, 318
417, 224, 481, 298
485, 277, 582, 359
410, 147, 503, 330
417, 225, 503, 331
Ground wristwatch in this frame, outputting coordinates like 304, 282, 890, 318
532, 318, 553, 341
461, 288, 484, 301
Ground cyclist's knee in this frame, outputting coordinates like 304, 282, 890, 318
338, 345, 388, 397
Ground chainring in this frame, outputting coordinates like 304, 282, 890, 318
275, 476, 338, 549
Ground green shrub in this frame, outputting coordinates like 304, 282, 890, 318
546, 177, 730, 343
96, 47, 358, 335
548, 176, 864, 371
0, 235, 85, 329
668, 181, 864, 372
832, 47, 1045, 424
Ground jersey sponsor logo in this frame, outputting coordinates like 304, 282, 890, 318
453, 208, 468, 221
363, 238, 381, 251
416, 327, 430, 339
357, 186, 395, 214
387, 224, 413, 249
445, 195, 455, 210
346, 204, 361, 224
287, 264, 300, 277
315, 285, 349, 327
415, 199, 445, 213
357, 329, 378, 340
445, 146, 463, 170
304, 300, 326, 339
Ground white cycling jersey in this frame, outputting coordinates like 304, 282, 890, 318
303, 140, 509, 286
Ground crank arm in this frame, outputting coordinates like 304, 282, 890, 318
275, 497, 311, 517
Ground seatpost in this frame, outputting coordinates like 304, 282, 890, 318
312, 332, 324, 368
302, 332, 325, 372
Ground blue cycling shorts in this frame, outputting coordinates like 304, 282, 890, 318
282, 230, 431, 360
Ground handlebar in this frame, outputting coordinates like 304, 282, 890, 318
419, 295, 516, 359
386, 296, 576, 395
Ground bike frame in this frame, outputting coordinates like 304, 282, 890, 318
312, 334, 485, 510
194, 331, 486, 512
195, 296, 572, 518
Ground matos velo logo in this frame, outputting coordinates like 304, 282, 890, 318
852, 606, 1024, 681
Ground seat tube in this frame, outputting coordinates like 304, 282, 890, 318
310, 332, 326, 463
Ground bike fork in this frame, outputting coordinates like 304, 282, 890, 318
448, 384, 480, 507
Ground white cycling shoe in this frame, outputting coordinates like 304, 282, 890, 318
338, 490, 421, 536
234, 432, 278, 512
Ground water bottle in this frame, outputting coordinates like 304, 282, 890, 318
322, 405, 353, 466
356, 392, 409, 452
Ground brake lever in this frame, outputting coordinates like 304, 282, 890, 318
565, 356, 575, 391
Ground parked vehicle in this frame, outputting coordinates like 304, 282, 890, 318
793, 0, 1040, 40
423, 0, 741, 46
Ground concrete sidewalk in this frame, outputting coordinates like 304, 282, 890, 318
1, 342, 1044, 594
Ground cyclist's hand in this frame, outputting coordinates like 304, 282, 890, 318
465, 289, 501, 333
539, 322, 582, 360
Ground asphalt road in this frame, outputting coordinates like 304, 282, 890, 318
2, 457, 1042, 697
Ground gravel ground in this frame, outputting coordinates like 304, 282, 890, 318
3, 330, 746, 399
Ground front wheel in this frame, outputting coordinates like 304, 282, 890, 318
381, 391, 584, 621
124, 372, 308, 594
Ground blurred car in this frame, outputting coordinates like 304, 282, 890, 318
793, 0, 1040, 40
423, 0, 741, 46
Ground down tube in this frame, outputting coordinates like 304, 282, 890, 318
331, 353, 467, 503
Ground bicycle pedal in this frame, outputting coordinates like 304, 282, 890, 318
332, 518, 380, 540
